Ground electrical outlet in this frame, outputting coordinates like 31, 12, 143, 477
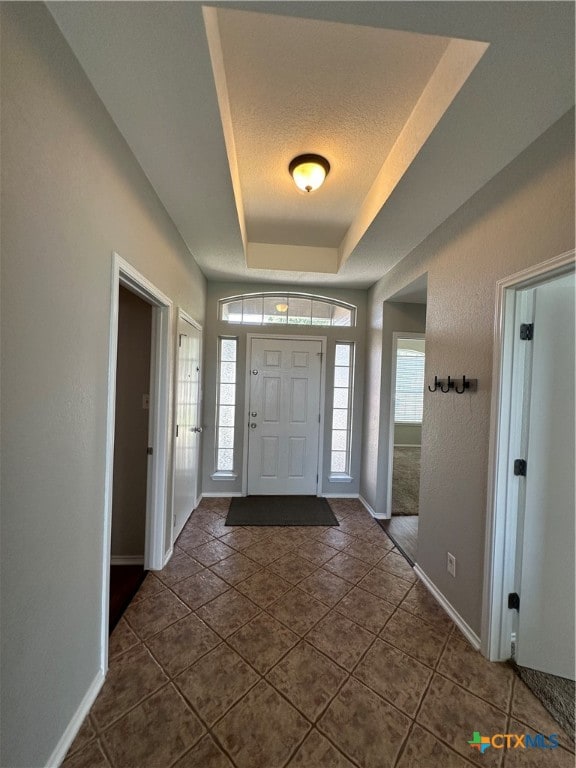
447, 552, 456, 577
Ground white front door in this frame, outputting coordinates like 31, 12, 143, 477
516, 271, 575, 679
247, 337, 322, 495
173, 316, 202, 538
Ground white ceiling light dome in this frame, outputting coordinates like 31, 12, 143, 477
289, 154, 330, 193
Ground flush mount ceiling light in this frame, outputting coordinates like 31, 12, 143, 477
275, 303, 288, 312
289, 154, 330, 193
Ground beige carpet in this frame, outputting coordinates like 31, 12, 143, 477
392, 446, 421, 516
512, 663, 575, 744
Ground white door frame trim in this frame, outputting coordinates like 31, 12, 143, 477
385, 332, 425, 519
178, 309, 203, 333
481, 249, 575, 661
171, 309, 204, 541
242, 334, 327, 496
102, 252, 173, 670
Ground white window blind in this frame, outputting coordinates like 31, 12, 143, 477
394, 350, 425, 423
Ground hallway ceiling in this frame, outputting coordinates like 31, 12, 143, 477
48, 2, 574, 288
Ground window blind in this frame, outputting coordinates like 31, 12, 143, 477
394, 350, 425, 423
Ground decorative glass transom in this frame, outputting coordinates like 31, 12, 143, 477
219, 293, 356, 327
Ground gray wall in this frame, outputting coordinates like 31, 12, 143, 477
362, 301, 427, 512
201, 283, 367, 497
0, 5, 206, 767
394, 423, 422, 446
112, 287, 152, 558
361, 109, 575, 634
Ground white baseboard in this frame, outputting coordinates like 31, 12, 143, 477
161, 547, 173, 569
174, 503, 198, 541
359, 495, 387, 519
394, 443, 421, 448
110, 555, 144, 566
201, 491, 243, 498
46, 668, 105, 768
413, 565, 481, 650
321, 493, 359, 499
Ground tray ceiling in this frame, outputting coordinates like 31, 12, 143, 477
47, 1, 575, 287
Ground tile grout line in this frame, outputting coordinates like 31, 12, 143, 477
95, 723, 116, 768
391, 719, 418, 768
74, 500, 531, 768
350, 590, 461, 768
169, 651, 261, 768
161, 518, 384, 762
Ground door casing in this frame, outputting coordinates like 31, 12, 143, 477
385, 331, 425, 519
103, 253, 173, 671
171, 310, 203, 540
481, 249, 575, 662
242, 334, 327, 496
514, 270, 574, 677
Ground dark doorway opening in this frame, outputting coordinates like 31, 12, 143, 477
109, 565, 146, 633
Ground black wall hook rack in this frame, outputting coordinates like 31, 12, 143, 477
428, 375, 477, 394
455, 375, 475, 393
440, 376, 454, 393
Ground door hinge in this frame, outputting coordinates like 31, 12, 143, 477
176, 425, 179, 438
519, 323, 534, 340
318, 414, 321, 423
147, 446, 153, 456
508, 592, 520, 611
513, 459, 527, 476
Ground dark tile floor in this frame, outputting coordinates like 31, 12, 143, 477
64, 498, 575, 768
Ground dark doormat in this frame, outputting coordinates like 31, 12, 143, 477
226, 496, 339, 526
510, 662, 575, 743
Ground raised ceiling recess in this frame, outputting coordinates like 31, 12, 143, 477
204, 7, 488, 274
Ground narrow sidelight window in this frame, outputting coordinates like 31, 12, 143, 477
331, 342, 354, 474
216, 337, 237, 472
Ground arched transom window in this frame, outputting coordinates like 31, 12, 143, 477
219, 293, 356, 327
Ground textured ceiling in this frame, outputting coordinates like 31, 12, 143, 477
47, 2, 575, 288
214, 9, 450, 247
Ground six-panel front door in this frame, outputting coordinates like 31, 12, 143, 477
247, 338, 322, 494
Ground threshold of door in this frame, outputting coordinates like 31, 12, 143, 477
377, 516, 418, 565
